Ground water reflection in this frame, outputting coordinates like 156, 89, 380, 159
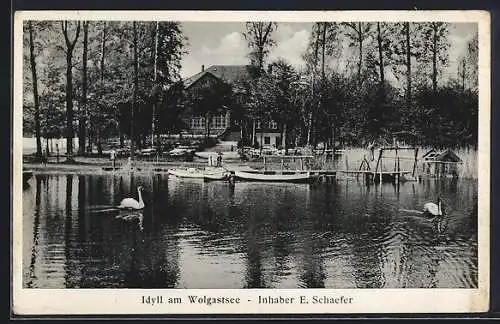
22, 174, 478, 289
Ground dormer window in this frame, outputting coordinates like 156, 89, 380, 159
269, 120, 278, 129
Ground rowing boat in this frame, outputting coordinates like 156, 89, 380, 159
234, 170, 312, 183
168, 168, 229, 181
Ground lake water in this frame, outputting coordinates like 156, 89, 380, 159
22, 173, 478, 289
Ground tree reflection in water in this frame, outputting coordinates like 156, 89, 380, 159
22, 174, 478, 289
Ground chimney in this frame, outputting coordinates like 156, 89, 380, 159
201, 65, 205, 72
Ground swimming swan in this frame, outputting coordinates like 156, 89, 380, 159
423, 196, 443, 217
118, 186, 145, 210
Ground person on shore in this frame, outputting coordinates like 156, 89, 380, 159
367, 140, 375, 161
110, 149, 116, 170
216, 152, 223, 167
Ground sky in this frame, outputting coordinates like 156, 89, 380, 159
179, 22, 478, 80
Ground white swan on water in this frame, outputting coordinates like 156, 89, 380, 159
423, 197, 443, 217
118, 186, 145, 210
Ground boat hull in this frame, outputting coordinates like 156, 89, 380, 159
203, 173, 229, 181
234, 170, 312, 183
169, 168, 228, 180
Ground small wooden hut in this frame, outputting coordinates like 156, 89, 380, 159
421, 149, 462, 178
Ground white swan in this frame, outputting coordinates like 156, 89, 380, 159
118, 186, 145, 210
423, 197, 443, 217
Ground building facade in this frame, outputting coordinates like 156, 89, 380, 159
182, 65, 282, 145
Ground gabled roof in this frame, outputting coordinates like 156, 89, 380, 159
183, 65, 252, 89
436, 149, 462, 162
423, 148, 462, 163
422, 149, 438, 159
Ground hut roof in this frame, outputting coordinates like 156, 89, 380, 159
423, 148, 462, 163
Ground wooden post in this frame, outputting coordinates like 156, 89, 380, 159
412, 147, 419, 177
374, 148, 383, 174
300, 157, 304, 171
345, 154, 349, 172
364, 156, 371, 170
281, 157, 284, 172
394, 148, 398, 171
263, 156, 267, 171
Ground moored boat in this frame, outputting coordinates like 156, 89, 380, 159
168, 167, 229, 181
234, 170, 312, 183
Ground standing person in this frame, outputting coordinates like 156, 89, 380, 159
110, 149, 116, 170
56, 143, 60, 163
217, 152, 223, 167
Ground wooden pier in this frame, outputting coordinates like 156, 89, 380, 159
344, 146, 419, 184
341, 170, 414, 184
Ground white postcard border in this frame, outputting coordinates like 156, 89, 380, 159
12, 10, 491, 315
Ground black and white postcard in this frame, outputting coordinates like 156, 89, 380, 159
12, 10, 490, 315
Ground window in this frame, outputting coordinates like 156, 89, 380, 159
269, 120, 278, 129
211, 115, 226, 129
190, 117, 205, 129
264, 137, 270, 145
255, 120, 261, 129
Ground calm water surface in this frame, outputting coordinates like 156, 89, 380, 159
22, 173, 478, 289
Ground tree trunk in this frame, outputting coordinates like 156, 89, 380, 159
307, 29, 320, 147
358, 22, 363, 76
62, 21, 81, 162
28, 22, 42, 158
252, 119, 256, 146
131, 21, 138, 161
462, 59, 466, 92
65, 54, 74, 160
432, 24, 438, 93
97, 22, 106, 155
405, 22, 411, 110
321, 23, 326, 80
152, 21, 159, 148
78, 21, 89, 156
377, 22, 385, 89
282, 123, 287, 150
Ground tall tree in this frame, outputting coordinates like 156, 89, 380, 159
78, 21, 89, 155
243, 22, 277, 76
404, 22, 411, 110
264, 59, 299, 149
61, 21, 81, 161
243, 22, 277, 144
377, 22, 385, 95
131, 21, 139, 161
151, 21, 159, 148
341, 22, 373, 76
421, 22, 450, 93
458, 33, 478, 92
28, 21, 42, 158
96, 22, 107, 155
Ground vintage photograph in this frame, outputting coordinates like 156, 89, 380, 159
13, 10, 490, 314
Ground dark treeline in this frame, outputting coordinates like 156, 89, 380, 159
23, 21, 478, 160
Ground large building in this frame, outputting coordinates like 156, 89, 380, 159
182, 65, 282, 147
